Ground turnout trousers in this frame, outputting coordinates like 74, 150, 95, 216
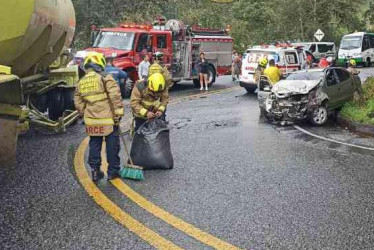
88, 126, 120, 176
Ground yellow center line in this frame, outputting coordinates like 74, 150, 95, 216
113, 179, 242, 250
76, 86, 243, 249
100, 160, 241, 250
74, 138, 183, 250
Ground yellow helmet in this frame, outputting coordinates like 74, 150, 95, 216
148, 63, 163, 75
349, 59, 356, 67
83, 52, 106, 69
148, 73, 165, 92
259, 58, 268, 67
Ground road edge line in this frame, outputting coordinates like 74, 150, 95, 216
74, 138, 183, 250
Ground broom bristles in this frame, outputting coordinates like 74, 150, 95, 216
120, 165, 145, 180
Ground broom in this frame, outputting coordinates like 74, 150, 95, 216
103, 81, 144, 181
118, 127, 145, 181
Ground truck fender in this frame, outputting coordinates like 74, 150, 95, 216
208, 63, 216, 75
115, 61, 139, 83
207, 63, 216, 82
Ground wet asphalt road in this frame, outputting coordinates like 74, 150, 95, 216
2, 75, 374, 249
358, 66, 374, 82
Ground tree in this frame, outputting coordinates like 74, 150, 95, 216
71, 0, 369, 51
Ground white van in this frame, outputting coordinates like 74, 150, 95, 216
239, 46, 300, 93
338, 32, 374, 67
294, 42, 336, 59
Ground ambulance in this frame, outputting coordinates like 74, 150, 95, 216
239, 46, 301, 93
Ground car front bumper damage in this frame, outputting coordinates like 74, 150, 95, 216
265, 93, 314, 122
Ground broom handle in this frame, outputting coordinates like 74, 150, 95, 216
102, 76, 135, 166
118, 127, 135, 166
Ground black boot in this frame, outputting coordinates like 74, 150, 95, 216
107, 171, 120, 181
92, 170, 104, 182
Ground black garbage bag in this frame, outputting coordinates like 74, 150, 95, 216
130, 119, 174, 170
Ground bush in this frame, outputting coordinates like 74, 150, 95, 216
341, 77, 374, 125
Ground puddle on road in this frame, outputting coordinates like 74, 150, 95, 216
169, 118, 192, 130
205, 120, 240, 129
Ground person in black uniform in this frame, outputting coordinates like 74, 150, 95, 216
198, 52, 210, 91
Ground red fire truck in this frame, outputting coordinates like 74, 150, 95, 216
76, 18, 233, 96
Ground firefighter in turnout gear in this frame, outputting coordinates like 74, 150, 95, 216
149, 52, 172, 88
254, 57, 268, 84
130, 73, 169, 131
348, 59, 359, 75
74, 52, 124, 181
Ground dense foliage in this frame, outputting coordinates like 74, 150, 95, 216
341, 77, 374, 125
72, 0, 374, 52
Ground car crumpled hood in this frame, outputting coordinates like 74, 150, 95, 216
272, 80, 321, 97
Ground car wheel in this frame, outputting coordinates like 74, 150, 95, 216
310, 105, 328, 126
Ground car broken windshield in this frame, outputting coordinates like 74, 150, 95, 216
93, 31, 134, 50
286, 71, 324, 81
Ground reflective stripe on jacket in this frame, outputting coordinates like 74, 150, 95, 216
130, 81, 169, 119
74, 70, 124, 136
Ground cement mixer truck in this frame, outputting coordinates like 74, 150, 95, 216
0, 0, 78, 164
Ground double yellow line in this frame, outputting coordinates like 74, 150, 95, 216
74, 87, 244, 249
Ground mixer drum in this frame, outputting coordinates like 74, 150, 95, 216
0, 0, 76, 76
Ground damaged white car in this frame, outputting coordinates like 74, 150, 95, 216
258, 68, 362, 126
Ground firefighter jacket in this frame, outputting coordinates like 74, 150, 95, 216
254, 67, 265, 84
348, 67, 359, 75
74, 69, 124, 136
130, 81, 169, 119
149, 62, 172, 88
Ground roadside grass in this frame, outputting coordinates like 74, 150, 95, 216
340, 77, 374, 125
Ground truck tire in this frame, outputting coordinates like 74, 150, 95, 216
193, 65, 216, 88
207, 64, 216, 87
121, 81, 133, 99
193, 79, 200, 88
48, 88, 65, 121
63, 88, 75, 110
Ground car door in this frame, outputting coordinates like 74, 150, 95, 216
323, 69, 341, 109
335, 68, 354, 103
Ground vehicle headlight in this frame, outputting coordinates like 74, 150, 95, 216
265, 99, 273, 111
